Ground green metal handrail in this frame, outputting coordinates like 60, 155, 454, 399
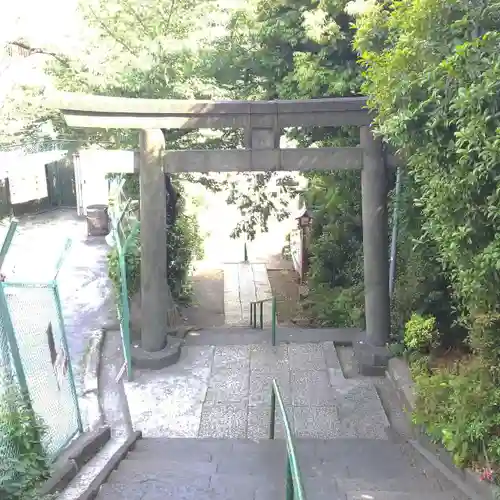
249, 296, 277, 345
270, 379, 306, 500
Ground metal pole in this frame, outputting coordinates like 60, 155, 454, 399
118, 249, 133, 381
271, 297, 277, 346
259, 302, 263, 329
244, 240, 248, 263
270, 387, 276, 439
115, 362, 134, 438
389, 167, 402, 299
0, 284, 28, 394
285, 459, 294, 500
52, 282, 84, 433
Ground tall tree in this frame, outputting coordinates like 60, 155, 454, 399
205, 0, 367, 325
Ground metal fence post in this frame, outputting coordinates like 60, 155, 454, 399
285, 459, 294, 500
271, 297, 277, 346
0, 284, 29, 395
118, 248, 133, 381
115, 362, 133, 438
270, 386, 276, 440
52, 282, 84, 433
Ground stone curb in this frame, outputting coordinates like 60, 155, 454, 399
71, 430, 142, 500
81, 329, 107, 427
387, 357, 493, 500
39, 426, 112, 496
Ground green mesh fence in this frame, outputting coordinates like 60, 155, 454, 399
1, 283, 82, 456
0, 221, 83, 495
109, 176, 140, 381
0, 315, 18, 490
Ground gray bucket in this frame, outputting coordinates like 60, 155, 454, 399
86, 204, 109, 236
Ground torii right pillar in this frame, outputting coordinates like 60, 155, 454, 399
355, 126, 392, 375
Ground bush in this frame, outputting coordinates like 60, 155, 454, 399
0, 386, 50, 499
107, 176, 204, 304
404, 313, 439, 353
107, 210, 203, 304
307, 283, 365, 328
469, 313, 500, 379
413, 361, 500, 468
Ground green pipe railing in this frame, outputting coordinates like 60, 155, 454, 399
270, 379, 306, 500
249, 296, 277, 345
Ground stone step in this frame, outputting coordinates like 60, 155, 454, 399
101, 472, 345, 500
185, 326, 361, 346
132, 437, 281, 456
100, 470, 460, 500
339, 475, 448, 493
95, 437, 465, 500
130, 436, 404, 464
346, 493, 466, 500
122, 448, 446, 487
131, 436, 404, 460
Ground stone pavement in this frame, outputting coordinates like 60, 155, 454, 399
124, 341, 389, 440
223, 263, 273, 326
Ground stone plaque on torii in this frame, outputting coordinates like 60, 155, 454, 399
52, 92, 392, 374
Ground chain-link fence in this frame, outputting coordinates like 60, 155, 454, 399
0, 221, 82, 494
1, 282, 82, 455
0, 312, 18, 493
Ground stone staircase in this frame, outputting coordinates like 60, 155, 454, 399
82, 328, 467, 500
96, 437, 466, 499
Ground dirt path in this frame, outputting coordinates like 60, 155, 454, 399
179, 266, 225, 329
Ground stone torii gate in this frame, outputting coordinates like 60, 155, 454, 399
54, 93, 391, 374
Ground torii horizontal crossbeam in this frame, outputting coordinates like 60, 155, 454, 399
51, 92, 371, 129
120, 148, 364, 173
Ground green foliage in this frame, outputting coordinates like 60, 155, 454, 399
107, 176, 203, 304
469, 313, 500, 379
356, 2, 500, 317
404, 313, 439, 353
413, 362, 500, 468
356, 0, 500, 471
0, 386, 50, 500
212, 0, 369, 326
107, 233, 140, 302
167, 210, 204, 301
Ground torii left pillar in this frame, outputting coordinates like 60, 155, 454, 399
130, 129, 182, 369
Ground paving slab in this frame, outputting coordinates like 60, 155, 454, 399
205, 366, 250, 403
291, 370, 336, 407
247, 404, 293, 440
249, 370, 291, 407
122, 341, 389, 441
199, 402, 249, 439
249, 343, 289, 373
223, 263, 273, 326
289, 342, 328, 371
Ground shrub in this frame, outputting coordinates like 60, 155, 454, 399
468, 313, 500, 379
0, 386, 50, 499
413, 361, 500, 468
107, 210, 203, 303
404, 313, 439, 353
107, 177, 203, 304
